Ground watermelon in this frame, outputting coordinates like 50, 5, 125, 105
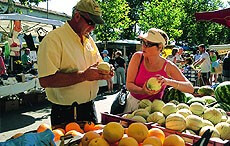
214, 81, 230, 104
193, 86, 200, 94
198, 86, 214, 96
162, 87, 187, 103
214, 103, 230, 112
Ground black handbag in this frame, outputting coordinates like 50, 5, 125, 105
110, 85, 129, 115
110, 54, 144, 115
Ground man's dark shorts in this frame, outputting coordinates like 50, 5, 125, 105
51, 100, 97, 126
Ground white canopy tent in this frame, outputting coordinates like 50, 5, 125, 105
209, 44, 230, 55
0, 13, 64, 36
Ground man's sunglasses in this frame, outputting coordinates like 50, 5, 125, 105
140, 40, 159, 48
81, 14, 95, 26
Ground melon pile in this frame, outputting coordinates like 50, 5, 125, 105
121, 96, 230, 141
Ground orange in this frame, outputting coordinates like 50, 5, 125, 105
37, 123, 51, 133
65, 130, 82, 137
65, 122, 81, 133
81, 131, 101, 146
103, 122, 124, 144
84, 121, 95, 132
94, 124, 104, 130
52, 129, 64, 142
118, 137, 139, 146
127, 123, 148, 143
142, 136, 162, 146
163, 134, 185, 146
88, 137, 109, 146
56, 128, 66, 135
148, 128, 165, 144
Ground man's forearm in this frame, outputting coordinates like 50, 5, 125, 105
39, 71, 86, 88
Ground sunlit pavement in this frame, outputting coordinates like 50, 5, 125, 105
0, 92, 118, 142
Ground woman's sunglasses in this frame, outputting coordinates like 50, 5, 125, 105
140, 40, 159, 48
81, 14, 95, 26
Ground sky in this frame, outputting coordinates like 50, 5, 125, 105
37, 0, 229, 16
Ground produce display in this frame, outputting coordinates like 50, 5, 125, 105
3, 82, 230, 146
116, 83, 230, 145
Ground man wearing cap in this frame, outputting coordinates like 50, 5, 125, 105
124, 28, 194, 112
38, 0, 113, 125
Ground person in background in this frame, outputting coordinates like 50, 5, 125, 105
222, 51, 230, 81
125, 28, 194, 112
194, 50, 201, 62
102, 49, 113, 93
21, 48, 33, 72
209, 50, 217, 84
183, 57, 197, 85
175, 47, 185, 67
37, 0, 113, 126
194, 44, 211, 86
0, 47, 7, 77
166, 48, 178, 64
115, 50, 126, 90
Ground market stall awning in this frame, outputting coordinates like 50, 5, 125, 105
0, 13, 64, 35
195, 8, 230, 28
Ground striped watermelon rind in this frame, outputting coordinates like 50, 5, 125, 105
162, 87, 187, 103
214, 81, 230, 104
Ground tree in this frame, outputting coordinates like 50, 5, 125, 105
94, 0, 134, 43
138, 0, 185, 43
176, 0, 230, 46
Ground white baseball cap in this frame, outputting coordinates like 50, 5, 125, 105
139, 28, 169, 47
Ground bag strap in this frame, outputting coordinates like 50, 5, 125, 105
137, 53, 144, 73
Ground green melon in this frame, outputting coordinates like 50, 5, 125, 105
151, 99, 165, 112
147, 112, 165, 125
146, 77, 162, 91
189, 102, 205, 115
186, 115, 203, 131
138, 99, 152, 109
199, 126, 220, 138
166, 113, 186, 132
198, 86, 214, 96
203, 119, 214, 127
162, 87, 187, 103
162, 103, 177, 116
214, 81, 230, 104
187, 97, 205, 105
132, 109, 149, 119
131, 116, 146, 123
203, 108, 222, 125
177, 103, 189, 110
215, 122, 230, 140
201, 96, 217, 105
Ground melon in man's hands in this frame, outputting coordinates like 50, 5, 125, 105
97, 62, 111, 74
147, 77, 161, 91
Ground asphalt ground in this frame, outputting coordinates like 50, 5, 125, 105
0, 91, 118, 142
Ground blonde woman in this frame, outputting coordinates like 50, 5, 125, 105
125, 28, 194, 112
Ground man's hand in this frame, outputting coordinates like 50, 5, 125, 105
83, 62, 114, 81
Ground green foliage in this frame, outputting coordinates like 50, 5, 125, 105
94, 0, 134, 42
138, 0, 185, 43
18, 0, 46, 6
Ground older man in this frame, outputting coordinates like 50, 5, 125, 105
38, 0, 113, 125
